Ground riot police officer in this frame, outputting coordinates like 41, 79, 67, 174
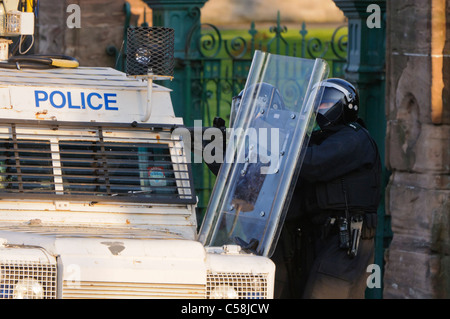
273, 78, 382, 298
204, 78, 382, 299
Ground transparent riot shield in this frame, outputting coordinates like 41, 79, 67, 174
198, 51, 329, 257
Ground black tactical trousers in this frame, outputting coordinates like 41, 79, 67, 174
272, 213, 376, 299
301, 232, 374, 299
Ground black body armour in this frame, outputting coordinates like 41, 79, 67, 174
299, 121, 382, 215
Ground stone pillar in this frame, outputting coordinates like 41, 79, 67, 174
383, 0, 450, 298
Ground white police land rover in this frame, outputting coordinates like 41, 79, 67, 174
0, 63, 280, 299
0, 5, 328, 298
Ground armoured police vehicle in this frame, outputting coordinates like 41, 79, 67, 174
0, 0, 328, 299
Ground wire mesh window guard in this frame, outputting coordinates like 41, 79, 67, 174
0, 122, 195, 204
126, 27, 175, 78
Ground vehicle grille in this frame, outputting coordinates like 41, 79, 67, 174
207, 272, 268, 299
62, 281, 206, 299
0, 261, 57, 299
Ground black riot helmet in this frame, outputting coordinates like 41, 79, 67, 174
315, 78, 359, 129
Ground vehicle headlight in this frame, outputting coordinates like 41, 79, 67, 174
209, 284, 239, 299
207, 272, 269, 299
0, 246, 58, 299
13, 278, 45, 299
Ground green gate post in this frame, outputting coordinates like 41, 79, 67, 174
332, 0, 390, 299
143, 0, 209, 126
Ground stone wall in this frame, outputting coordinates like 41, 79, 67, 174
36, 0, 126, 67
383, 0, 450, 298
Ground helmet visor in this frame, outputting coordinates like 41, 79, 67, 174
318, 87, 345, 115
316, 87, 346, 127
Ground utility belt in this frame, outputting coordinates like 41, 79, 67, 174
319, 210, 376, 258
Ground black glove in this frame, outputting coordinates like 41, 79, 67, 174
213, 117, 226, 130
204, 117, 227, 176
